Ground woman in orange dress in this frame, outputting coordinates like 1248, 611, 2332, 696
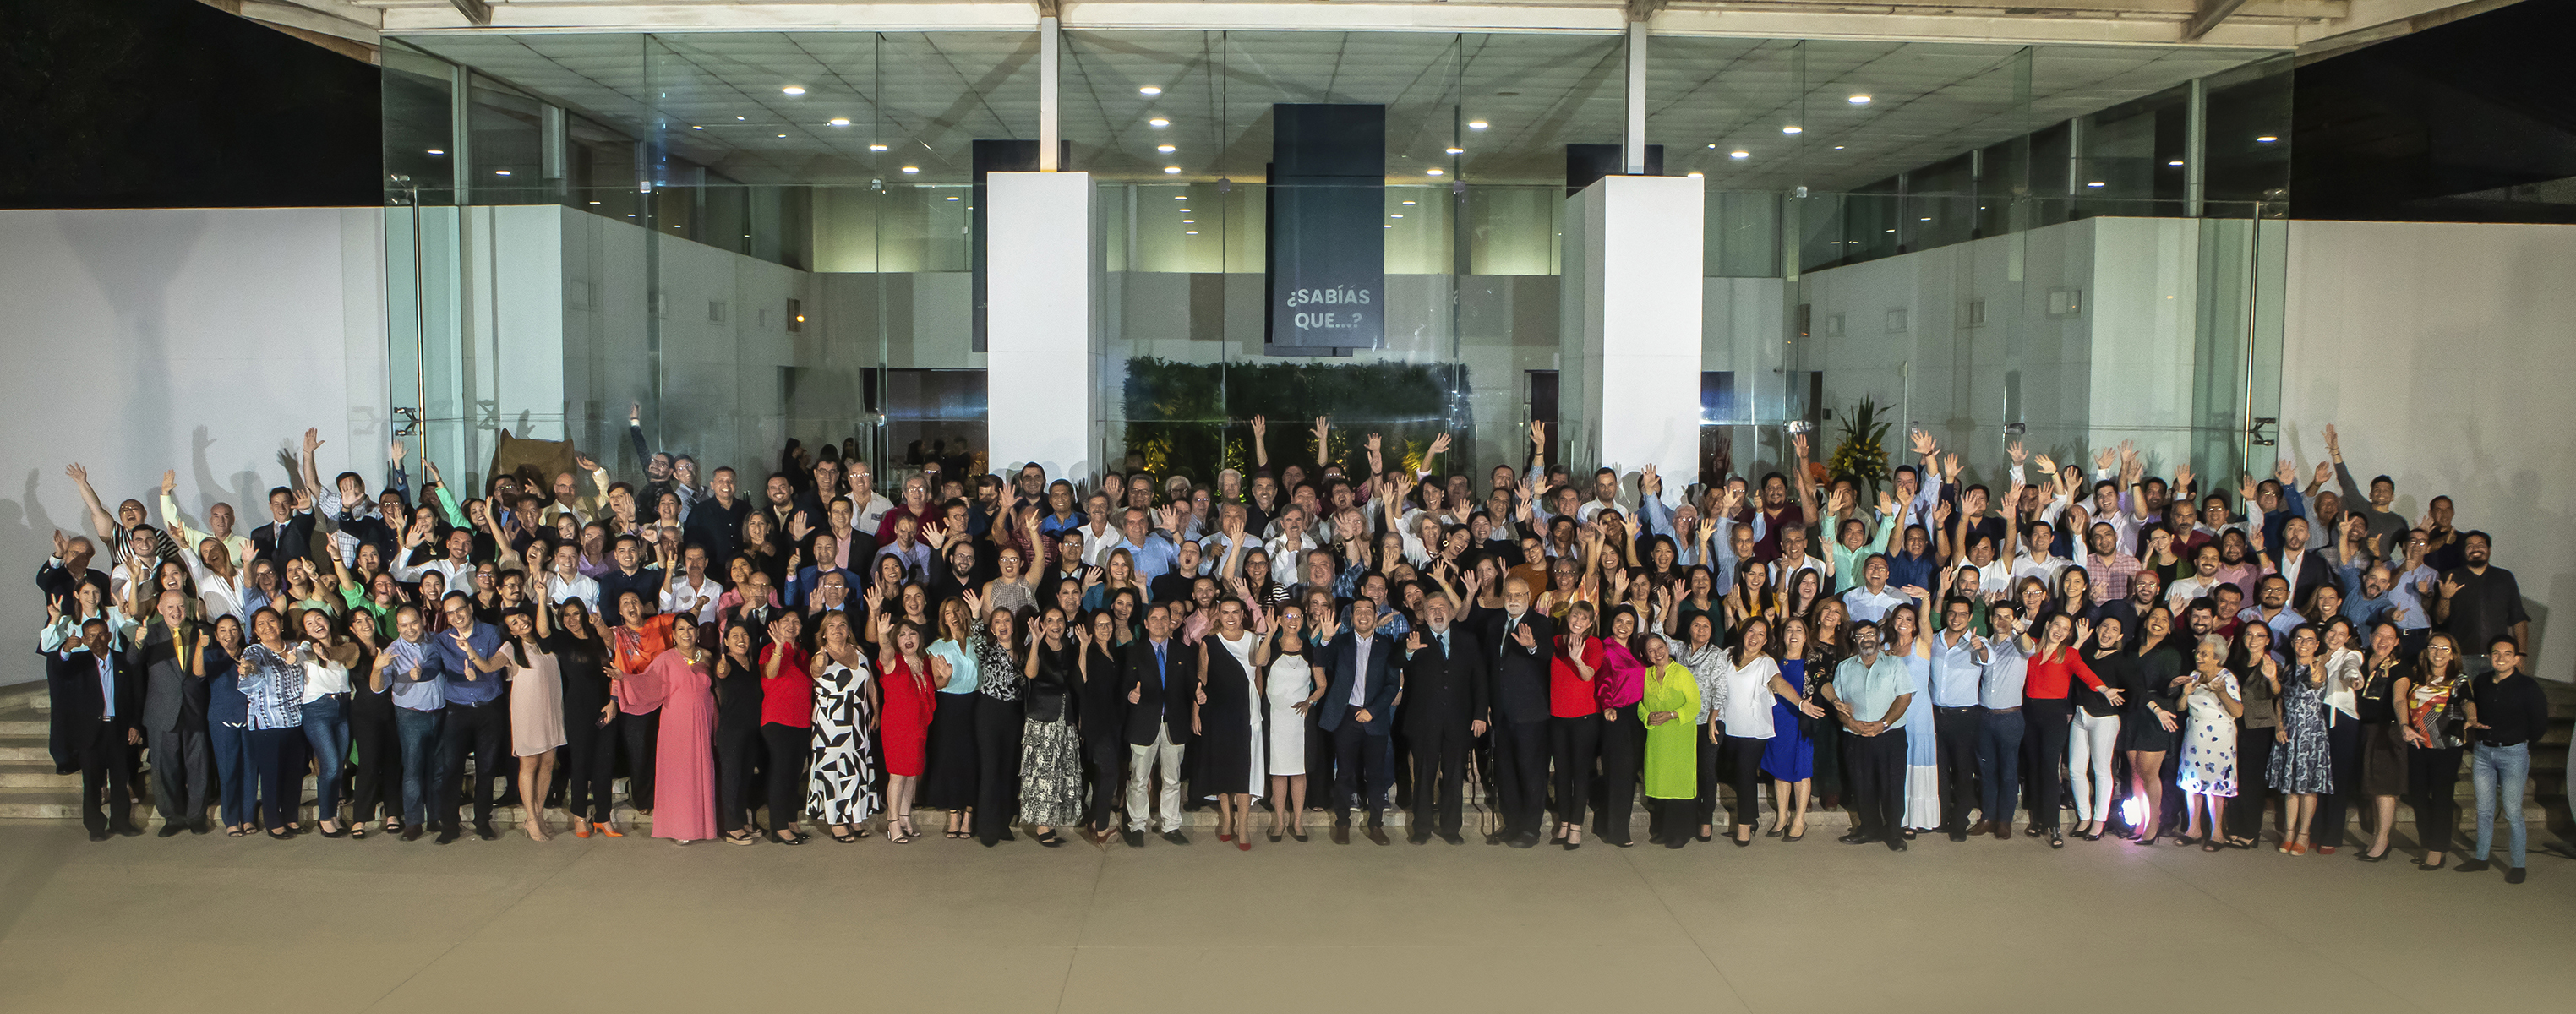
873, 609, 944, 844
645, 622, 718, 844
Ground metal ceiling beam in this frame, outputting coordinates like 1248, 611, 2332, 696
446, 0, 490, 25
2185, 0, 2257, 38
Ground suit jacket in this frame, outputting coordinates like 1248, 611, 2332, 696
1120, 637, 1198, 747
1318, 630, 1400, 736
45, 646, 139, 752
36, 559, 106, 603
2271, 549, 2333, 613
1475, 608, 1556, 726
1399, 624, 1489, 730
130, 619, 189, 733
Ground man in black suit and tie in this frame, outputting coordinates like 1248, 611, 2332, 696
47, 617, 144, 841
1119, 602, 1198, 847
248, 486, 301, 572
1400, 593, 1487, 844
1477, 575, 1555, 848
1318, 596, 1400, 845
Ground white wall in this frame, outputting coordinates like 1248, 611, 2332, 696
0, 207, 389, 685
986, 173, 1099, 480
2279, 220, 2576, 683
1575, 176, 1705, 482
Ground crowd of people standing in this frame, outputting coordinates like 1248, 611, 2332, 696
32, 411, 2555, 883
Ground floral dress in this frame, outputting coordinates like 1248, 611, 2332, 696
2180, 673, 2240, 797
2265, 663, 2334, 794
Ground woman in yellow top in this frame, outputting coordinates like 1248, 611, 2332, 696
1638, 636, 1704, 849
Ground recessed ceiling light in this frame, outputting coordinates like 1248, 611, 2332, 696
735, 116, 745, 121
691, 126, 702, 130
2168, 160, 2185, 166
426, 149, 445, 155
947, 196, 960, 200
494, 169, 511, 176
1847, 94, 1871, 105
1177, 208, 1189, 212
1164, 166, 1181, 174
1400, 200, 1416, 205
782, 85, 805, 95
1686, 172, 1704, 178
588, 200, 600, 205
1426, 167, 1444, 175
1730, 150, 1749, 159
2086, 181, 2107, 188
777, 134, 788, 139
2255, 135, 2279, 143
1390, 214, 1403, 219
1184, 231, 1198, 235
869, 144, 888, 151
1920, 217, 1932, 221
1707, 144, 1718, 150
901, 166, 920, 174
1446, 147, 1464, 155
1138, 85, 1162, 95
1782, 126, 1803, 134
1834, 145, 1846, 150
1174, 195, 1186, 199
1181, 219, 1193, 223
1157, 144, 1176, 153
1148, 117, 1169, 128
828, 117, 850, 127
1467, 121, 1488, 130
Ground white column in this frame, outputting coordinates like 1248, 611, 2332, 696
1572, 175, 1703, 481
986, 172, 1096, 480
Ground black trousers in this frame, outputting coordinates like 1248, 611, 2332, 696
1547, 713, 1600, 828
2406, 744, 2464, 853
347, 701, 399, 823
561, 709, 616, 824
1492, 719, 1548, 839
72, 730, 134, 833
1083, 734, 1127, 832
715, 718, 762, 834
2226, 728, 2277, 842
2024, 699, 2075, 831
2313, 718, 2363, 847
1389, 723, 1415, 810
1651, 798, 1698, 844
1406, 720, 1471, 837
436, 701, 507, 828
973, 697, 1023, 844
620, 708, 661, 811
247, 727, 307, 831
1719, 734, 1767, 830
1847, 731, 1907, 840
761, 723, 810, 831
1592, 707, 1641, 845
1932, 706, 1984, 831
1691, 728, 1723, 826
1330, 723, 1392, 822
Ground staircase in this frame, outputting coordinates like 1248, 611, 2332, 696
2, 679, 2563, 833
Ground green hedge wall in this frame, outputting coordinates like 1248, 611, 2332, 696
1120, 357, 1471, 482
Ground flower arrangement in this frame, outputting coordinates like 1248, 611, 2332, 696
1824, 396, 1892, 496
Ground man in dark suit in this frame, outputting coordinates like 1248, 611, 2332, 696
48, 617, 144, 841
38, 529, 106, 604
247, 486, 299, 571
1318, 596, 1400, 844
1119, 602, 1198, 847
1476, 575, 1555, 848
132, 590, 212, 836
1400, 593, 1487, 844
2264, 515, 2333, 611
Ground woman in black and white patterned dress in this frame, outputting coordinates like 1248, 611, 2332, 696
806, 611, 881, 842
1016, 607, 1082, 846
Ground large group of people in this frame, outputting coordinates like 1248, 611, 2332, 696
32, 410, 2553, 884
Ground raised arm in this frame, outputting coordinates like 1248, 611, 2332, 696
1789, 433, 1820, 522
1250, 414, 1269, 471
62, 463, 117, 543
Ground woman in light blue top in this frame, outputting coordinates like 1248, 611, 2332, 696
923, 594, 983, 838
236, 608, 308, 839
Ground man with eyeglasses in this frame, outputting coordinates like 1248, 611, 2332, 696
428, 592, 510, 843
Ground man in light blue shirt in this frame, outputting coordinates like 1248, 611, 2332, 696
380, 605, 444, 839
1110, 507, 1182, 584
1974, 604, 2034, 838
1826, 620, 1914, 851
1926, 596, 1989, 841
1840, 554, 1910, 624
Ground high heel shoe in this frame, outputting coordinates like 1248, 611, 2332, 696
1783, 825, 1805, 842
2356, 847, 2391, 862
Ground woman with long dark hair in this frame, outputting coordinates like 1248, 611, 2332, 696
1591, 604, 1650, 848
922, 596, 983, 839
711, 623, 766, 845
2312, 617, 2367, 853
2223, 622, 2282, 849
345, 613, 398, 839
2118, 607, 2187, 845
236, 608, 306, 839
291, 608, 356, 838
1017, 607, 1081, 848
500, 604, 566, 841
2267, 624, 2334, 855
2402, 632, 2470, 869
759, 611, 816, 845
1760, 616, 1825, 840
1547, 602, 1603, 850
876, 613, 943, 845
2351, 621, 2409, 862
970, 603, 1026, 847
548, 598, 618, 838
1714, 616, 1797, 847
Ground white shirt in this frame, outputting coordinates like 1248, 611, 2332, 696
1079, 522, 1122, 566
662, 573, 721, 624
298, 650, 352, 702
2011, 553, 2072, 590
1348, 632, 1374, 708
546, 572, 601, 612
1842, 586, 1908, 624
1716, 653, 1781, 738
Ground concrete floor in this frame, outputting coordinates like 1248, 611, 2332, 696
0, 820, 2567, 1013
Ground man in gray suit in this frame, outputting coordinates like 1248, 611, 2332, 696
132, 590, 213, 836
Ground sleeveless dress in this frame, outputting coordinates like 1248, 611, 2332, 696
1760, 657, 1816, 782
878, 655, 936, 778
2180, 673, 2240, 797
806, 656, 881, 825
507, 648, 567, 757
1191, 632, 1264, 799
1900, 647, 1941, 831
1263, 643, 1315, 776
2266, 664, 2334, 794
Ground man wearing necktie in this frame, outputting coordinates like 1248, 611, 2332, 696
1401, 594, 1488, 844
1319, 597, 1400, 844
1477, 577, 1556, 848
1118, 602, 1198, 846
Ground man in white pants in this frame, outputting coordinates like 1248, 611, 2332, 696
1119, 603, 1198, 847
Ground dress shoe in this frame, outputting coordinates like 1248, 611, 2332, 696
2454, 859, 2492, 873
436, 826, 462, 845
1838, 831, 1878, 845
1160, 830, 1190, 846
1994, 825, 2011, 841
1439, 831, 1465, 845
112, 823, 144, 837
1663, 836, 1686, 850
1966, 820, 1993, 837
1408, 831, 1431, 845
1331, 824, 1351, 845
191, 820, 211, 835
88, 828, 111, 842
1365, 825, 1391, 846
1122, 830, 1145, 848
1886, 837, 1909, 853
1508, 832, 1539, 848
473, 821, 498, 841
2505, 867, 2527, 884
401, 825, 425, 842
157, 823, 187, 838
1948, 830, 1968, 843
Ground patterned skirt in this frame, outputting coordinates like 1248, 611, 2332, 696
1018, 716, 1083, 827
807, 665, 882, 825
2266, 693, 2335, 795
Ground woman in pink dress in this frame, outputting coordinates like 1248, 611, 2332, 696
647, 623, 718, 844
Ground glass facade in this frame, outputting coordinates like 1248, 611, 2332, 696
379, 28, 2291, 498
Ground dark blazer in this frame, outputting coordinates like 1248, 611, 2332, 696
2268, 549, 2333, 613
1119, 636, 1198, 747
1475, 608, 1555, 725
45, 646, 139, 752
1317, 630, 1399, 736
36, 559, 106, 604
1399, 624, 1488, 730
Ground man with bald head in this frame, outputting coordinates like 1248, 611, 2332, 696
1476, 575, 1556, 847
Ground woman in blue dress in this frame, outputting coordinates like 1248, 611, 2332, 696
1889, 599, 1942, 836
1759, 615, 1826, 840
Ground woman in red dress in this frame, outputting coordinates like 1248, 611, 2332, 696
874, 610, 944, 844
647, 622, 718, 844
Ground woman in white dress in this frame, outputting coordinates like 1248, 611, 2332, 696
1259, 601, 1322, 842
806, 611, 881, 842
2178, 633, 2245, 853
1194, 599, 1266, 852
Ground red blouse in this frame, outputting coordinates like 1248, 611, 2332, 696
760, 643, 815, 728
1549, 636, 1606, 718
2024, 647, 2108, 701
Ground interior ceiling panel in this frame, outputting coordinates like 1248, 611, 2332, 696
396, 29, 2274, 191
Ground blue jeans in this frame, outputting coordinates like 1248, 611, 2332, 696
301, 695, 351, 822
1977, 708, 2026, 827
394, 707, 445, 825
210, 721, 254, 826
2470, 742, 2530, 867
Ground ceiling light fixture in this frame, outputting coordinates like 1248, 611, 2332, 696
1400, 200, 1416, 205
1467, 120, 1488, 130
1686, 172, 1704, 178
1390, 214, 1403, 219
1149, 117, 1170, 128
1446, 147, 1464, 155
1730, 150, 1749, 159
1139, 85, 1162, 95
1165, 166, 1182, 174
1185, 230, 1198, 235
1158, 144, 1176, 153
1174, 195, 1186, 199
1847, 94, 1871, 105
2255, 135, 2279, 143
735, 116, 745, 121
2168, 160, 2184, 166
690, 126, 702, 130
777, 134, 788, 139
901, 166, 920, 174
2086, 181, 2107, 188
869, 144, 888, 151
1834, 145, 1845, 150
1182, 219, 1193, 223
782, 85, 805, 95
1782, 125, 1803, 134
829, 117, 851, 127
494, 169, 511, 176
1426, 167, 1444, 175
947, 196, 960, 201
426, 149, 445, 155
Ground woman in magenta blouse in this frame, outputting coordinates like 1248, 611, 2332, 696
1593, 604, 1650, 848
